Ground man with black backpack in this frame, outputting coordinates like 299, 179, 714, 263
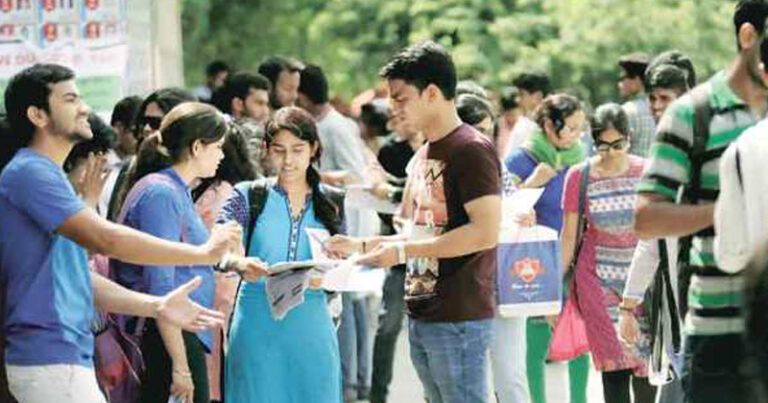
634, 1, 768, 402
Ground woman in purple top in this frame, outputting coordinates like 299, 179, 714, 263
112, 103, 229, 403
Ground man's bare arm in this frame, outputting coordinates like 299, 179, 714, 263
91, 271, 158, 317
58, 208, 238, 266
91, 273, 224, 332
634, 193, 714, 239
405, 195, 500, 259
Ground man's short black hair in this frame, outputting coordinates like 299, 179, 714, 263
512, 73, 551, 96
110, 95, 142, 128
257, 56, 303, 87
646, 65, 689, 94
206, 60, 230, 78
618, 52, 651, 79
500, 87, 520, 111
4, 63, 75, 150
734, 0, 768, 50
213, 72, 271, 115
298, 64, 329, 105
380, 41, 457, 100
645, 50, 696, 89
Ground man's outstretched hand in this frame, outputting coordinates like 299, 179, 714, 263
156, 276, 225, 332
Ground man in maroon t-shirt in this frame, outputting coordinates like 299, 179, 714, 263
328, 41, 501, 402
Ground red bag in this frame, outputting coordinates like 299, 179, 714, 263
547, 288, 590, 362
93, 317, 143, 403
91, 255, 144, 403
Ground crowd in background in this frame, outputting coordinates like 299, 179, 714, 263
4, 1, 768, 403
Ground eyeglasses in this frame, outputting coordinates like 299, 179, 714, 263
594, 138, 629, 152
142, 116, 163, 131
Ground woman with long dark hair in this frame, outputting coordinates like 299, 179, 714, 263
111, 102, 243, 403
220, 106, 342, 402
107, 87, 195, 220
560, 103, 654, 403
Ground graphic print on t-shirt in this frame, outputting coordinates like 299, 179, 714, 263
406, 148, 447, 301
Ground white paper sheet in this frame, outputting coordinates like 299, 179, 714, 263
503, 187, 545, 215
321, 259, 386, 292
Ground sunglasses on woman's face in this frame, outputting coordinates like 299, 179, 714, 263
594, 138, 629, 152
142, 116, 163, 131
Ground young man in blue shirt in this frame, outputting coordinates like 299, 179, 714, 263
0, 64, 259, 403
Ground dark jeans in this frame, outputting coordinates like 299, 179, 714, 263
370, 267, 406, 403
139, 319, 209, 403
682, 334, 752, 403
601, 369, 656, 403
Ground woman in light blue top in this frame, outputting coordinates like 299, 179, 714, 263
219, 106, 343, 403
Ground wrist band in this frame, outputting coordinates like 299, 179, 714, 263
619, 305, 634, 312
362, 240, 367, 254
395, 242, 407, 265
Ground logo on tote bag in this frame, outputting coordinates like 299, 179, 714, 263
512, 258, 545, 284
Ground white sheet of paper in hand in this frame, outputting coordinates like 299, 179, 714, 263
345, 185, 398, 214
503, 187, 545, 214
321, 259, 386, 292
305, 227, 332, 262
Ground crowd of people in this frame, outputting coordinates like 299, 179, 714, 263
3, 1, 768, 403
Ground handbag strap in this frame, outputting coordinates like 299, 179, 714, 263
569, 162, 591, 271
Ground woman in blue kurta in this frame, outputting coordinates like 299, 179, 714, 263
219, 106, 342, 403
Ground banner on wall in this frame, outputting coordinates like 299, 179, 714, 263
0, 0, 127, 115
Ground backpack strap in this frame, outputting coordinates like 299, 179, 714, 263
245, 178, 272, 249
677, 85, 712, 320
565, 162, 590, 295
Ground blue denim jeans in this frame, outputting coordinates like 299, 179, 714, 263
409, 318, 493, 403
338, 292, 373, 401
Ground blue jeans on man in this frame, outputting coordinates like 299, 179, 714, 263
408, 318, 493, 403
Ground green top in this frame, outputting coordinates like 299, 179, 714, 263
522, 128, 586, 170
638, 71, 757, 336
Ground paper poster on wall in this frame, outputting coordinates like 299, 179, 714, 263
0, 0, 127, 115
0, 0, 37, 23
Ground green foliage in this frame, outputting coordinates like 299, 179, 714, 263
182, 0, 736, 105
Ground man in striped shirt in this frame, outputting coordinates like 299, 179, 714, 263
634, 1, 768, 402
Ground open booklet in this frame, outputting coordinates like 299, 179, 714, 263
267, 260, 334, 276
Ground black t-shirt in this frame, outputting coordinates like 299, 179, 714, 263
405, 124, 501, 321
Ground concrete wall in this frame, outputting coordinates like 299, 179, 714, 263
125, 0, 184, 96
